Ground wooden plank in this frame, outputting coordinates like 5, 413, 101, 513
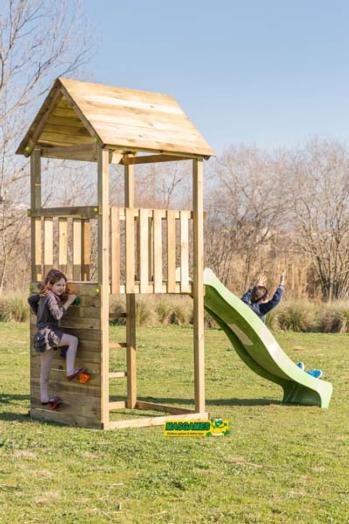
109, 372, 127, 379
72, 219, 82, 280
139, 209, 149, 293
60, 317, 100, 330
124, 158, 137, 410
110, 207, 120, 294
43, 217, 53, 275
29, 407, 101, 429
109, 401, 127, 410
31, 378, 100, 397
153, 210, 163, 293
148, 215, 154, 281
167, 210, 177, 293
110, 341, 128, 349
59, 84, 99, 141
192, 159, 205, 413
81, 219, 91, 281
135, 401, 195, 415
98, 146, 110, 428
180, 210, 190, 293
125, 208, 135, 293
126, 294, 136, 409
24, 88, 62, 153
31, 366, 101, 389
30, 206, 98, 219
104, 411, 209, 430
39, 131, 95, 146
33, 218, 42, 281
121, 154, 187, 165
31, 393, 101, 420
30, 150, 42, 281
58, 218, 68, 274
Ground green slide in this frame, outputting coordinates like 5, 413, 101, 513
204, 268, 333, 408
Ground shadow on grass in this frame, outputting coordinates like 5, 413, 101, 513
0, 411, 31, 422
135, 396, 282, 407
0, 393, 30, 404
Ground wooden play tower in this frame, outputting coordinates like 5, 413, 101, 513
17, 78, 214, 429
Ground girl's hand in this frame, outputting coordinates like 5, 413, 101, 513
64, 294, 77, 308
257, 274, 267, 286
280, 272, 286, 286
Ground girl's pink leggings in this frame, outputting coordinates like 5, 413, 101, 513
40, 333, 78, 403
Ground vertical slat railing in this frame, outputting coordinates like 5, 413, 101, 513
167, 210, 176, 293
125, 208, 135, 293
153, 209, 163, 293
139, 209, 149, 293
81, 219, 91, 281
180, 210, 190, 293
72, 218, 82, 280
58, 217, 68, 275
110, 207, 120, 293
34, 218, 42, 281
43, 217, 53, 276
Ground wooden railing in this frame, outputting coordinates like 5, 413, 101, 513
29, 206, 193, 294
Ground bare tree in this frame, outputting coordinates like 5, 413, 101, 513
290, 140, 349, 301
0, 0, 89, 290
205, 146, 290, 291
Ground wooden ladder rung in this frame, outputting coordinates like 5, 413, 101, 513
110, 341, 127, 349
109, 401, 126, 410
109, 371, 127, 379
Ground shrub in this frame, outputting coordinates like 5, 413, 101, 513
273, 301, 319, 332
0, 293, 29, 322
320, 308, 347, 333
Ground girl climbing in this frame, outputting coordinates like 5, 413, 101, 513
28, 269, 91, 410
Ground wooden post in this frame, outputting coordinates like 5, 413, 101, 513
98, 147, 110, 427
124, 159, 137, 409
192, 159, 205, 413
30, 149, 42, 282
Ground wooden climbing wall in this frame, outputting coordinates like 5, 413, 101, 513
29, 282, 102, 428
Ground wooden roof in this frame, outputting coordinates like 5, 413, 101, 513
17, 77, 214, 159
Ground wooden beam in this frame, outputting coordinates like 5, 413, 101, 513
98, 147, 110, 428
81, 219, 91, 281
103, 411, 209, 430
135, 401, 195, 415
26, 89, 62, 153
124, 157, 137, 409
106, 144, 209, 161
41, 144, 98, 162
109, 401, 127, 410
192, 159, 205, 413
30, 206, 98, 219
121, 154, 187, 165
30, 149, 42, 281
110, 207, 120, 293
109, 371, 127, 379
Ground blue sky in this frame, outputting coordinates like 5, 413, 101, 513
84, 1, 349, 154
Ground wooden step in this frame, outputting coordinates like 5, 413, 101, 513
109, 400, 126, 410
109, 371, 127, 379
110, 342, 127, 349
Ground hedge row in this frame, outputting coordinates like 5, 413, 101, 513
2, 293, 349, 333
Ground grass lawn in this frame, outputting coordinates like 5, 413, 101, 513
0, 323, 348, 523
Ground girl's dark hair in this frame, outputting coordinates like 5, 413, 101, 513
251, 285, 268, 303
40, 269, 68, 301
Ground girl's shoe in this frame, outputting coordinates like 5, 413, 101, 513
67, 367, 84, 381
306, 369, 323, 379
296, 361, 305, 370
41, 396, 63, 410
67, 368, 91, 383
